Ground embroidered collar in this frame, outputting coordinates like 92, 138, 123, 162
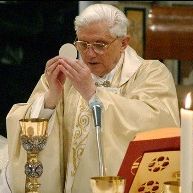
92, 54, 124, 87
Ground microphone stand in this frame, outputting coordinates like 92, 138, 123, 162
96, 124, 105, 176
90, 102, 105, 176
90, 101, 126, 193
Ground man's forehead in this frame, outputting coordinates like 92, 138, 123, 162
77, 30, 114, 42
77, 34, 113, 41
77, 21, 110, 33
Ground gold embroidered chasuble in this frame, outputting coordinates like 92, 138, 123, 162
6, 46, 180, 193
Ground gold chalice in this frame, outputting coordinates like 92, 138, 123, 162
162, 171, 181, 193
90, 176, 126, 193
162, 181, 180, 193
19, 118, 48, 193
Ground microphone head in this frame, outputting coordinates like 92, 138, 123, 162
89, 98, 103, 110
89, 99, 103, 127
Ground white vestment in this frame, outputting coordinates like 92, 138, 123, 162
5, 46, 180, 193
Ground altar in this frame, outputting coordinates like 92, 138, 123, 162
0, 128, 181, 193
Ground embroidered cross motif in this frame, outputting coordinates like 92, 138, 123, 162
95, 80, 111, 87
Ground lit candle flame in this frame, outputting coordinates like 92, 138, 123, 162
185, 92, 192, 109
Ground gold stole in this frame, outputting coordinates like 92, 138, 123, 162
65, 96, 92, 193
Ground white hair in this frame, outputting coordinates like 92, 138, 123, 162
74, 4, 129, 37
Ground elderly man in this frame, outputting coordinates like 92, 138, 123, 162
3, 3, 179, 193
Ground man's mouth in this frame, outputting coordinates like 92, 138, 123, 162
88, 62, 99, 65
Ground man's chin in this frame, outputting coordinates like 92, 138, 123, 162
89, 67, 103, 76
92, 72, 106, 77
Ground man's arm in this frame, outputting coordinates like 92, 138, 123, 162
30, 94, 54, 119
0, 164, 11, 193
0, 136, 10, 193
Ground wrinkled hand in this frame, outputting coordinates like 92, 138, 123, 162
59, 57, 96, 102
44, 56, 66, 109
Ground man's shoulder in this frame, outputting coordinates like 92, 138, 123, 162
142, 59, 169, 72
143, 59, 164, 66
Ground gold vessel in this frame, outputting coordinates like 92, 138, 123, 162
19, 118, 48, 193
162, 181, 180, 193
90, 176, 126, 193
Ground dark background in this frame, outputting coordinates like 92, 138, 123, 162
0, 1, 78, 137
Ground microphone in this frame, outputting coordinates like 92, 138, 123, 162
89, 101, 102, 127
89, 99, 105, 176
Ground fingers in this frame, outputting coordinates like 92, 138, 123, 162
52, 65, 61, 80
45, 56, 66, 76
45, 56, 60, 69
74, 59, 85, 68
62, 57, 85, 71
45, 61, 58, 76
60, 57, 89, 78
63, 63, 79, 80
45, 56, 66, 75
45, 56, 86, 77
44, 57, 66, 87
60, 66, 74, 80
45, 56, 91, 86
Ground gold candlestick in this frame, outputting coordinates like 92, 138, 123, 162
90, 176, 126, 193
19, 118, 48, 193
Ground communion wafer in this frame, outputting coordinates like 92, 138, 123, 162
59, 43, 77, 60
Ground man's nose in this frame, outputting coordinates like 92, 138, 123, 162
85, 45, 97, 56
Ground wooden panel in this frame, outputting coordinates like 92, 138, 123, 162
145, 6, 193, 60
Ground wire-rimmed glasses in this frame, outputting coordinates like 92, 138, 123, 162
74, 38, 117, 55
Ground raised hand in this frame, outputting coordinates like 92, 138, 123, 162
59, 57, 96, 102
44, 56, 66, 109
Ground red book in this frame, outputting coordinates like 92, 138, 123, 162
117, 128, 180, 193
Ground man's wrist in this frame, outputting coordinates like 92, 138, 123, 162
84, 86, 96, 102
44, 91, 58, 109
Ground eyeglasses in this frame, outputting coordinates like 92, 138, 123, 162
73, 38, 117, 55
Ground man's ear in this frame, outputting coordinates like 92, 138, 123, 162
120, 35, 130, 51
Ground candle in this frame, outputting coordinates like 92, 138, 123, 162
180, 92, 193, 193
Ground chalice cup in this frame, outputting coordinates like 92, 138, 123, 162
162, 181, 180, 193
90, 176, 126, 193
162, 171, 180, 193
19, 118, 48, 193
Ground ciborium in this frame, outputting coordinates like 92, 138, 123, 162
90, 176, 126, 193
19, 118, 48, 193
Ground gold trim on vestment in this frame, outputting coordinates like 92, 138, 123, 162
71, 99, 91, 176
